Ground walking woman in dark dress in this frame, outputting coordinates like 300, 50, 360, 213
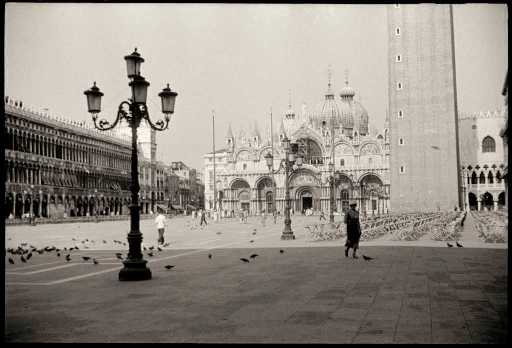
344, 201, 361, 259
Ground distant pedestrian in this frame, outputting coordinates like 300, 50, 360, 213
154, 211, 167, 246
200, 209, 208, 226
261, 211, 266, 227
344, 201, 361, 259
273, 210, 277, 224
319, 211, 326, 221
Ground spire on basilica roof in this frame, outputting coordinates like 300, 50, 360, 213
226, 123, 234, 138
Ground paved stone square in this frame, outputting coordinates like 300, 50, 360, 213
4, 216, 509, 343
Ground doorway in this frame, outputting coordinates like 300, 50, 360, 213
301, 191, 313, 212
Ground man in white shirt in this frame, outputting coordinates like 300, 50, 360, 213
155, 212, 167, 246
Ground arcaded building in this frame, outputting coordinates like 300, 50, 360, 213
387, 4, 461, 212
459, 109, 507, 210
204, 77, 390, 216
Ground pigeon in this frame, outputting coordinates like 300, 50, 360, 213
93, 258, 99, 265
447, 242, 453, 248
72, 238, 77, 241
208, 254, 212, 259
164, 265, 175, 270
143, 246, 147, 251
249, 240, 254, 243
21, 256, 27, 263
103, 240, 107, 244
21, 243, 27, 246
26, 253, 32, 260
149, 246, 155, 250
157, 246, 163, 252
362, 255, 373, 261
65, 254, 71, 262
216, 232, 222, 235
57, 252, 61, 257
82, 256, 91, 261
456, 242, 463, 248
250, 254, 259, 259
163, 243, 170, 247
279, 249, 284, 254
8, 258, 14, 264
252, 232, 257, 235
253, 229, 257, 232
147, 252, 154, 257
116, 253, 123, 260
240, 258, 250, 263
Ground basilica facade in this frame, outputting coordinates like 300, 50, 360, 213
204, 78, 391, 216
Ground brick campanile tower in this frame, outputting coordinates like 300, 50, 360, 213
387, 4, 462, 212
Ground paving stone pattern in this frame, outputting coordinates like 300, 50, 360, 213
5, 245, 508, 343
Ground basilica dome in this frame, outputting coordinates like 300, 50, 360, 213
311, 82, 342, 130
338, 79, 369, 136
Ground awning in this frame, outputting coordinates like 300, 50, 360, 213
171, 204, 183, 210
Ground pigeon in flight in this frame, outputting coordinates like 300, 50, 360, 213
250, 254, 259, 259
240, 258, 250, 263
456, 241, 463, 248
164, 265, 175, 270
163, 243, 171, 247
149, 246, 155, 250
362, 255, 373, 261
93, 258, 99, 265
9, 258, 14, 264
21, 255, 27, 263
447, 242, 453, 248
157, 246, 163, 252
65, 254, 71, 262
147, 252, 154, 257
116, 253, 123, 260
26, 252, 32, 260
82, 256, 91, 261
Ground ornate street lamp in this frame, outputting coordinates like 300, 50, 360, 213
84, 48, 178, 281
264, 135, 302, 240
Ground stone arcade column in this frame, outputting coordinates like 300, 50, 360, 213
477, 199, 482, 211
494, 200, 498, 211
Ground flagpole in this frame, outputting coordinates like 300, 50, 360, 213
212, 110, 216, 212
270, 107, 276, 214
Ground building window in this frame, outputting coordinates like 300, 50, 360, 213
395, 27, 400, 36
243, 163, 247, 170
400, 165, 405, 174
478, 172, 486, 184
398, 110, 403, 118
340, 159, 345, 167
399, 137, 404, 145
397, 82, 402, 90
396, 54, 401, 62
482, 136, 496, 153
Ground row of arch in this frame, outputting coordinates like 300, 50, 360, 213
467, 191, 506, 210
4, 192, 160, 219
5, 160, 129, 191
5, 126, 131, 170
466, 170, 503, 185
233, 138, 384, 164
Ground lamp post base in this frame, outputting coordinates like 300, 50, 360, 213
281, 232, 295, 240
119, 259, 152, 281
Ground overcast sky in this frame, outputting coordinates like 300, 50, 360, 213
5, 3, 508, 170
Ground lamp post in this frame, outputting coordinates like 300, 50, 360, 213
264, 135, 302, 240
84, 48, 178, 281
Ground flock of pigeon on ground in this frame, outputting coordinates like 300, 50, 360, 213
6, 224, 384, 271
